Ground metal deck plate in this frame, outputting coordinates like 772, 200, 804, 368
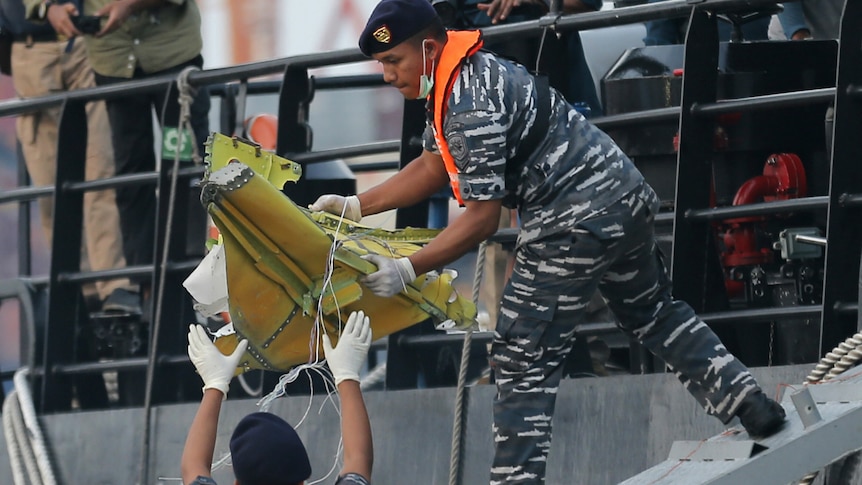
620, 369, 862, 485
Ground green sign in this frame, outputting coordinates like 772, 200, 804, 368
161, 126, 195, 161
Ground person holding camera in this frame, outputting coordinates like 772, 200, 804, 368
0, 0, 139, 314
23, 0, 212, 327
314, 1, 787, 482
432, 0, 603, 117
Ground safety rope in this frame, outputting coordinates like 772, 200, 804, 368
360, 362, 388, 392
1, 368, 57, 485
796, 331, 862, 485
3, 390, 32, 485
448, 240, 487, 485
137, 65, 202, 485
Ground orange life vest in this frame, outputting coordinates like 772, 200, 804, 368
430, 30, 484, 206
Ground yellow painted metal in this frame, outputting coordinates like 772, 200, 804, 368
201, 135, 476, 372
203, 133, 302, 189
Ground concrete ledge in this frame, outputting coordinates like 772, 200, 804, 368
0, 364, 812, 484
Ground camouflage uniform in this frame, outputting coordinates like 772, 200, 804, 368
425, 52, 760, 484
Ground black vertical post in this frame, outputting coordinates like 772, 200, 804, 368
276, 64, 312, 157
219, 83, 238, 136
40, 100, 88, 412
671, 8, 719, 311
386, 98, 431, 389
277, 64, 325, 211
147, 81, 199, 405
820, 0, 862, 354
395, 99, 431, 228
16, 143, 31, 277
276, 65, 312, 161
16, 143, 38, 392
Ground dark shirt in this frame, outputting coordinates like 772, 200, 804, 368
0, 0, 53, 37
22, 0, 202, 77
457, 0, 603, 115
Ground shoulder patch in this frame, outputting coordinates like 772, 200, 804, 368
448, 133, 469, 169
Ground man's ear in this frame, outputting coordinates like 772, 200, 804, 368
426, 38, 443, 60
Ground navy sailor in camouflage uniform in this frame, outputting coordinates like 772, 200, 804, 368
312, 0, 787, 483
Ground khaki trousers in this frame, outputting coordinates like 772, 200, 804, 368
12, 38, 131, 300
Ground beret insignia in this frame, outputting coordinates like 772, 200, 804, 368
373, 25, 392, 44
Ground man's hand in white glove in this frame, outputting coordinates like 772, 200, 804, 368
322, 310, 372, 386
187, 324, 248, 397
361, 254, 416, 297
309, 194, 362, 222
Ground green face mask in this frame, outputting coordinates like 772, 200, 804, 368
417, 39, 435, 99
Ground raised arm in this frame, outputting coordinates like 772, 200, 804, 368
181, 325, 248, 485
322, 311, 374, 481
181, 389, 224, 484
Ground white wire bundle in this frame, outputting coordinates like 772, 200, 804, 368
2, 368, 57, 485
241, 201, 396, 484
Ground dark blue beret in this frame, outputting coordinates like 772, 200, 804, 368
359, 0, 439, 56
229, 412, 311, 485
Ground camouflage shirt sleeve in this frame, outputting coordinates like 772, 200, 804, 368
440, 52, 536, 203
334, 472, 371, 484
189, 476, 218, 485
443, 109, 509, 202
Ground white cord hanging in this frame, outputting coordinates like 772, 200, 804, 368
1, 368, 58, 485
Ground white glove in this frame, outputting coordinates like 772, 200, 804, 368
361, 254, 417, 297
322, 310, 372, 385
309, 194, 362, 222
187, 324, 248, 397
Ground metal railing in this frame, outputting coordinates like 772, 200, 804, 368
0, 0, 857, 408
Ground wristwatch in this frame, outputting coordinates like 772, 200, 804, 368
37, 0, 55, 21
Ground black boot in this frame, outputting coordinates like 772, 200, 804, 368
736, 391, 787, 439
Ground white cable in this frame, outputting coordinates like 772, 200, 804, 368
11, 393, 41, 485
3, 390, 30, 485
359, 362, 387, 392
13, 368, 56, 485
237, 372, 262, 397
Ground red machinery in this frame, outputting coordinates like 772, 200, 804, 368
719, 153, 807, 297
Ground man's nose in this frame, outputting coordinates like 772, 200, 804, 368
382, 67, 396, 84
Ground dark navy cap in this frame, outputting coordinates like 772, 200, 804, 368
359, 0, 439, 56
230, 412, 311, 485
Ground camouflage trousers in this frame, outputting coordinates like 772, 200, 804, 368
489, 185, 759, 484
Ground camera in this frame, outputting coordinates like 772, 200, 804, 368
71, 15, 102, 35
431, 0, 460, 27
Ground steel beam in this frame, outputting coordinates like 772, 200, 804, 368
821, 0, 862, 353
670, 7, 722, 312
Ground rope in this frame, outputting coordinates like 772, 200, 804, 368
1, 369, 57, 485
3, 390, 32, 485
359, 363, 388, 392
796, 331, 862, 485
237, 371, 264, 397
137, 65, 201, 485
14, 369, 56, 485
448, 240, 487, 485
